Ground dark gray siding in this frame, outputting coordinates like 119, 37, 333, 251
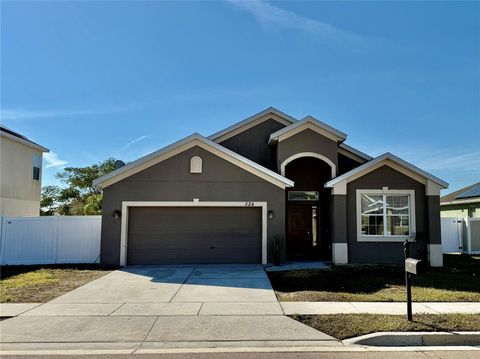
219, 118, 286, 171
331, 195, 347, 244
101, 146, 285, 266
427, 196, 441, 245
338, 153, 363, 175
127, 207, 261, 264
277, 129, 338, 173
346, 166, 427, 264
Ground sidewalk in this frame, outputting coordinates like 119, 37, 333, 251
2, 301, 479, 318
280, 302, 480, 315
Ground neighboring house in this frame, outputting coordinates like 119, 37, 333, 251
0, 126, 49, 216
94, 107, 448, 267
440, 182, 480, 218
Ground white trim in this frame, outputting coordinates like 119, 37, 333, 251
426, 180, 442, 196
338, 143, 372, 162
466, 217, 472, 255
208, 107, 297, 143
428, 244, 443, 267
356, 189, 416, 242
0, 130, 49, 152
93, 133, 294, 189
269, 116, 347, 144
280, 152, 336, 179
120, 201, 268, 266
441, 198, 480, 206
325, 153, 448, 195
332, 243, 348, 264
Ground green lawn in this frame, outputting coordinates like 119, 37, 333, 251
268, 254, 480, 302
291, 313, 480, 340
0, 264, 112, 303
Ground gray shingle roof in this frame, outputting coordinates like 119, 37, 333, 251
441, 182, 480, 203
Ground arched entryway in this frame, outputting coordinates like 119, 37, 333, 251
283, 156, 333, 260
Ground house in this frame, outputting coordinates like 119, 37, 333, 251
94, 107, 448, 267
0, 126, 49, 216
440, 182, 480, 218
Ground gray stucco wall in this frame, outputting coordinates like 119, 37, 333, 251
346, 166, 427, 264
331, 194, 347, 244
427, 195, 441, 245
100, 146, 285, 266
219, 118, 286, 171
277, 129, 338, 172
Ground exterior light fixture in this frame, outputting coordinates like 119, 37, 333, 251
268, 210, 274, 219
113, 210, 121, 219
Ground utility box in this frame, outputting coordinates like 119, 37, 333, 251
405, 258, 424, 275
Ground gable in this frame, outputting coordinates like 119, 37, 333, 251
277, 128, 339, 171
209, 107, 296, 143
269, 116, 347, 144
326, 155, 448, 196
219, 118, 286, 170
126, 146, 277, 185
93, 134, 294, 189
349, 164, 425, 188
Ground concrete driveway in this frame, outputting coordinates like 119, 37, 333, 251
28, 264, 281, 315
0, 265, 336, 351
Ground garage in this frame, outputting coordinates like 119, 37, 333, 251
127, 206, 262, 265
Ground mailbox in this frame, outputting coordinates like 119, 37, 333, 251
405, 258, 424, 275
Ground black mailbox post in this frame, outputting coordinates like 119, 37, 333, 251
404, 240, 423, 321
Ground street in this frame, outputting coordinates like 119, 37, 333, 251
2, 351, 480, 359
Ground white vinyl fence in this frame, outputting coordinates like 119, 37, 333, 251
441, 217, 480, 254
0, 216, 101, 265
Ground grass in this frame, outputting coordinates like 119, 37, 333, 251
291, 313, 480, 340
268, 254, 480, 302
0, 264, 113, 303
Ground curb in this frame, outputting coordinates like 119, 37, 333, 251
343, 331, 480, 347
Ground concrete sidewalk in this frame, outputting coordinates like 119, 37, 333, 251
2, 301, 478, 318
280, 302, 480, 315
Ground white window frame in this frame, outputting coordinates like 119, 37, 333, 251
120, 200, 268, 266
356, 189, 416, 242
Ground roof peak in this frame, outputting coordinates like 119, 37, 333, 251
208, 107, 297, 142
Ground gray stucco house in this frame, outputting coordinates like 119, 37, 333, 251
94, 107, 448, 267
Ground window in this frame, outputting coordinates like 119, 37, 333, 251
33, 154, 41, 180
190, 156, 202, 173
356, 189, 415, 241
288, 191, 319, 201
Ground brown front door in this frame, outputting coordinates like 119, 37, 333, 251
287, 204, 315, 259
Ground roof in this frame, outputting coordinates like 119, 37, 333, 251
441, 182, 480, 205
268, 116, 347, 144
338, 143, 373, 161
325, 152, 449, 189
208, 107, 297, 142
93, 133, 294, 189
0, 125, 49, 152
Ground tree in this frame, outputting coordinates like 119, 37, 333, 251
40, 185, 61, 215
40, 158, 117, 215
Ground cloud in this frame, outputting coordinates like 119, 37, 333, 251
0, 87, 260, 121
367, 146, 480, 173
412, 148, 480, 172
227, 0, 363, 43
43, 152, 68, 169
122, 135, 149, 150
1, 103, 139, 120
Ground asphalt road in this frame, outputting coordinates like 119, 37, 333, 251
3, 351, 480, 359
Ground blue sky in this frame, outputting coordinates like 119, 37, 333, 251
1, 1, 479, 194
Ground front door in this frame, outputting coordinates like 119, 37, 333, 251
287, 204, 318, 259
